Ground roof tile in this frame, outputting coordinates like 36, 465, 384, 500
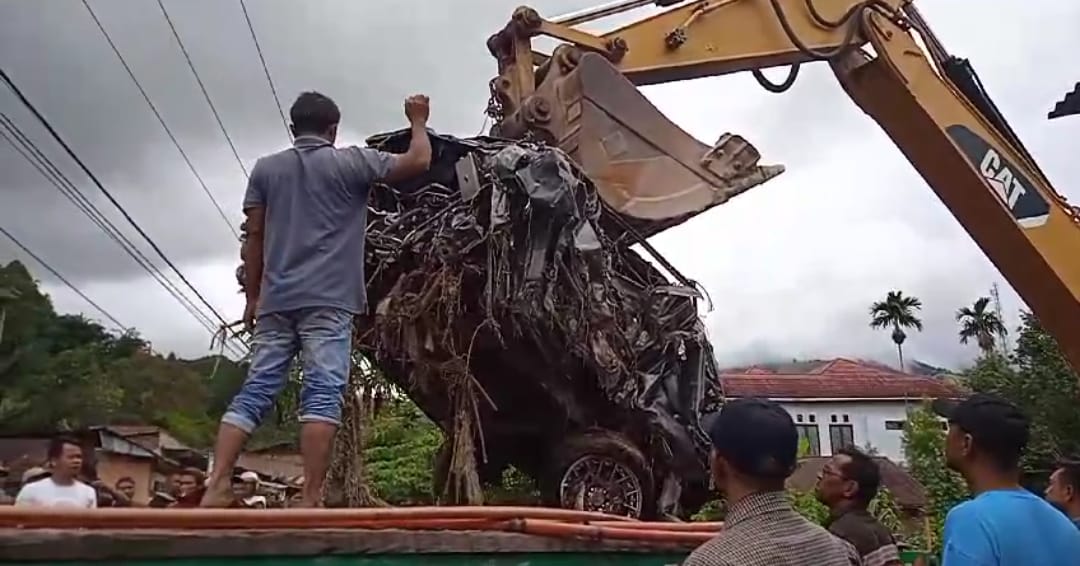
721, 358, 962, 399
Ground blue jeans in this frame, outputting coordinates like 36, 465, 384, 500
222, 307, 354, 434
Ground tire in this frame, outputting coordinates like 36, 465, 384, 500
541, 429, 657, 519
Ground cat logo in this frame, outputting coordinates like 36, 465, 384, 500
947, 125, 1050, 228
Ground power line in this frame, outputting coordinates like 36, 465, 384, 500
0, 117, 216, 335
238, 0, 291, 142
157, 0, 250, 179
0, 224, 128, 332
80, 0, 240, 241
0, 67, 236, 336
0, 117, 248, 358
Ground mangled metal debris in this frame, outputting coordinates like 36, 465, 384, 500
235, 129, 730, 517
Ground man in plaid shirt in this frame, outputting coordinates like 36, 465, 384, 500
684, 398, 861, 566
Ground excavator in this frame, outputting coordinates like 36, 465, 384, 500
485, 0, 1080, 376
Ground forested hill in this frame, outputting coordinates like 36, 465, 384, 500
0, 260, 247, 447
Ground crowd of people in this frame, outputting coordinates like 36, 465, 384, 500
2, 436, 282, 509
684, 393, 1080, 566
8, 391, 1078, 566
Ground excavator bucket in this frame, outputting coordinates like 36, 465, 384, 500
506, 51, 784, 237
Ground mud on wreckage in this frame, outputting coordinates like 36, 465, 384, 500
236, 129, 749, 520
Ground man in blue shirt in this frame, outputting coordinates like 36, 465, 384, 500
1045, 460, 1080, 530
933, 393, 1080, 565
200, 91, 433, 507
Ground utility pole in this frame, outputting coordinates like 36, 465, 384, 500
990, 283, 1010, 355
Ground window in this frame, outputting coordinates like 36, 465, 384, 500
829, 424, 855, 451
830, 414, 838, 423
796, 413, 804, 423
885, 420, 904, 431
842, 414, 850, 423
808, 414, 816, 423
796, 424, 821, 456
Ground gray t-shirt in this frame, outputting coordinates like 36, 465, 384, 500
243, 135, 395, 316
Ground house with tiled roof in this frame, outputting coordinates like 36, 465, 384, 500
720, 358, 964, 463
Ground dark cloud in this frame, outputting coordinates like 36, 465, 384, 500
1, 0, 1076, 364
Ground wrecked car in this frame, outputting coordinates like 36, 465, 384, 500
341, 118, 776, 518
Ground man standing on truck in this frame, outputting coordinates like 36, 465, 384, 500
684, 398, 860, 566
201, 91, 433, 508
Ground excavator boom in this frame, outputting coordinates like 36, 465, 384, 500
487, 0, 1080, 376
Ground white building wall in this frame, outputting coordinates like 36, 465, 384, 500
774, 400, 926, 463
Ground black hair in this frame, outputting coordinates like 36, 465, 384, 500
1056, 459, 1080, 490
289, 91, 340, 135
47, 435, 82, 460
970, 435, 1024, 472
837, 446, 881, 505
178, 467, 205, 483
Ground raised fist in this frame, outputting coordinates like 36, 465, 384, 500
404, 94, 430, 125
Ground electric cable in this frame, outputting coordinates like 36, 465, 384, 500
157, 0, 250, 179
0, 224, 129, 333
1, 116, 247, 357
81, 0, 240, 241
238, 0, 291, 142
0, 67, 238, 340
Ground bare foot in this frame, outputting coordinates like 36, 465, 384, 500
198, 481, 234, 508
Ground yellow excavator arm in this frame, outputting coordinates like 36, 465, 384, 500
485, 0, 1080, 377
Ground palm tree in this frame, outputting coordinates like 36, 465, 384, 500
869, 290, 924, 372
956, 297, 1007, 356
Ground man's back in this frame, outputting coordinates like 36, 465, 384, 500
943, 489, 1080, 566
684, 492, 859, 566
245, 136, 394, 316
828, 509, 901, 566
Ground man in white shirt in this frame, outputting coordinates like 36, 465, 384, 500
15, 436, 97, 509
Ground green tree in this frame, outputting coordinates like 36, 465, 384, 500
902, 403, 969, 552
364, 399, 443, 504
0, 260, 247, 444
964, 312, 1080, 471
956, 297, 1006, 356
869, 290, 924, 372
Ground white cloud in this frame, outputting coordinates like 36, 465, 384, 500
4, 0, 1076, 369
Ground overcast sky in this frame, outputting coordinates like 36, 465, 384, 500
0, 0, 1076, 368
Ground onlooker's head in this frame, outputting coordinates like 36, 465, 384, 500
236, 470, 259, 498
290, 91, 340, 143
46, 436, 84, 482
176, 468, 205, 498
1045, 460, 1080, 518
702, 398, 798, 500
167, 472, 183, 497
115, 476, 137, 500
815, 446, 881, 510
933, 394, 1029, 481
